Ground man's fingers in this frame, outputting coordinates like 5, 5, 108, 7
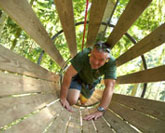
83, 114, 94, 121
83, 111, 103, 121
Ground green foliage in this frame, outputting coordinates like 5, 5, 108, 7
160, 90, 165, 101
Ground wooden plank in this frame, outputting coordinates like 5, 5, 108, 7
116, 23, 165, 66
98, 0, 115, 35
46, 108, 72, 133
109, 101, 165, 132
86, 0, 108, 47
0, 72, 58, 96
54, 0, 77, 57
88, 108, 114, 133
4, 101, 62, 133
86, 89, 103, 105
85, 96, 98, 106
0, 43, 59, 82
104, 109, 138, 133
67, 108, 81, 133
81, 108, 96, 133
117, 65, 165, 84
0, 0, 65, 67
0, 93, 58, 128
112, 94, 165, 121
106, 0, 152, 48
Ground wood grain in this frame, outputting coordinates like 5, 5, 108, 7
54, 0, 77, 57
86, 0, 108, 47
67, 108, 81, 133
116, 23, 165, 66
106, 0, 152, 48
0, 45, 59, 82
109, 101, 165, 132
0, 93, 57, 128
112, 94, 165, 121
46, 108, 71, 133
0, 72, 58, 96
117, 65, 165, 84
81, 108, 96, 133
4, 101, 62, 133
104, 109, 138, 133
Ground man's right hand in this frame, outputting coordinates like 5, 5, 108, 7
60, 98, 73, 112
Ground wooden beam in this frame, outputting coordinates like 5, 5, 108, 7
106, 0, 152, 48
54, 0, 77, 57
46, 108, 71, 132
85, 89, 103, 105
0, 0, 65, 67
0, 72, 58, 97
109, 101, 165, 132
112, 94, 165, 121
117, 65, 165, 84
4, 101, 62, 133
97, 0, 115, 37
104, 109, 138, 133
81, 109, 96, 132
0, 93, 57, 127
116, 23, 165, 66
0, 45, 59, 82
88, 108, 114, 132
67, 108, 81, 133
86, 0, 108, 47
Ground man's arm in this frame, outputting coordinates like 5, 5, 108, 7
99, 79, 116, 109
60, 65, 77, 112
83, 79, 115, 120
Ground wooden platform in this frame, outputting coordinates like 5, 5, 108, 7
0, 0, 165, 132
0, 45, 165, 132
0, 71, 165, 133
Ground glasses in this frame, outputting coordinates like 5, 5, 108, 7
94, 42, 111, 53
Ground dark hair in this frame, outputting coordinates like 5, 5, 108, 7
93, 42, 111, 53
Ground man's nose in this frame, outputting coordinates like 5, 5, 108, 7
94, 60, 99, 65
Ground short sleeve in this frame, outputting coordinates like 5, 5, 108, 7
104, 59, 117, 80
70, 51, 85, 73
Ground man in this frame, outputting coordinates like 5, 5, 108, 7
60, 42, 116, 120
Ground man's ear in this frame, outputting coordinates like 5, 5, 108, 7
105, 58, 110, 63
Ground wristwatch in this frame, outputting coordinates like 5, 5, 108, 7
97, 106, 105, 112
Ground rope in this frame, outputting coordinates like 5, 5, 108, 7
81, 0, 89, 50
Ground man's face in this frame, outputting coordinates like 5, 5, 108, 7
89, 48, 109, 69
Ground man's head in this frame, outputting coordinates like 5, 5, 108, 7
89, 42, 110, 69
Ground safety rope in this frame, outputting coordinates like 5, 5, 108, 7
81, 0, 89, 50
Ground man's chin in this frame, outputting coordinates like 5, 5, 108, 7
91, 65, 99, 69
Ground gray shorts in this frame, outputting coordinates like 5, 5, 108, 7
69, 75, 95, 98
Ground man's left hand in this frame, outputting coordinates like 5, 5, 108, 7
83, 111, 104, 121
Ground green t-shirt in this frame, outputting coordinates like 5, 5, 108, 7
70, 48, 117, 85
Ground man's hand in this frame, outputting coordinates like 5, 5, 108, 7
60, 98, 72, 112
83, 111, 104, 121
